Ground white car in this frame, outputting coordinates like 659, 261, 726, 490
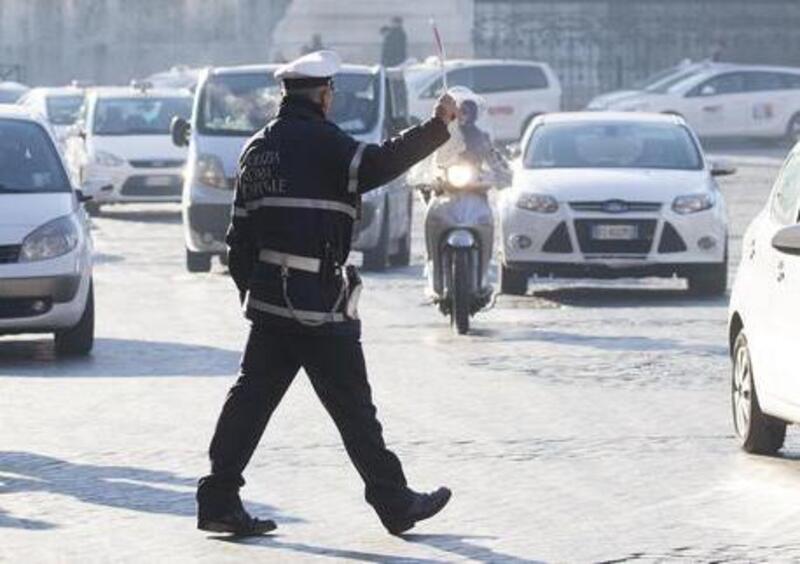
173, 63, 415, 272
18, 85, 88, 145
729, 142, 800, 454
0, 105, 94, 356
65, 84, 192, 213
604, 63, 800, 140
586, 60, 713, 110
499, 112, 730, 296
404, 58, 561, 142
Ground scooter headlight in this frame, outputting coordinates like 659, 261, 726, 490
446, 164, 476, 188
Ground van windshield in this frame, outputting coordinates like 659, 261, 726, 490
46, 94, 84, 126
197, 71, 380, 136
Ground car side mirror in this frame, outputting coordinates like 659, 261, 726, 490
75, 189, 92, 203
710, 160, 736, 176
506, 142, 522, 160
170, 116, 191, 147
772, 224, 800, 256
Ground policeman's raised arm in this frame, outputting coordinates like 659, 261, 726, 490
349, 94, 457, 194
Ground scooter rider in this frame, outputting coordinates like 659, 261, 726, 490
196, 50, 458, 536
457, 98, 511, 183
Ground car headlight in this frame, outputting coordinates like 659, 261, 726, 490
20, 215, 80, 262
195, 154, 229, 190
94, 150, 126, 167
446, 163, 476, 188
672, 193, 715, 214
517, 193, 559, 213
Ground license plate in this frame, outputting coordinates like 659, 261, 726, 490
144, 175, 173, 187
592, 224, 639, 240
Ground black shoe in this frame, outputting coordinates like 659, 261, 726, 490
382, 487, 452, 536
197, 505, 277, 537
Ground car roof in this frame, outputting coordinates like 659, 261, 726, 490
407, 58, 549, 72
539, 111, 683, 126
26, 86, 87, 97
0, 104, 55, 132
90, 86, 192, 99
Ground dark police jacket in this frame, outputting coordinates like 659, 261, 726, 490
227, 96, 450, 336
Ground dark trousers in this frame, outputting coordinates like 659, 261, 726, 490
201, 325, 413, 518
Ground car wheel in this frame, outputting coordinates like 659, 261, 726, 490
732, 332, 786, 455
84, 202, 101, 217
389, 194, 412, 267
362, 201, 389, 272
55, 281, 95, 357
186, 249, 212, 273
500, 265, 528, 296
688, 255, 728, 297
786, 112, 800, 144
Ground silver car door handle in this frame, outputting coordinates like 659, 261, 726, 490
702, 105, 722, 112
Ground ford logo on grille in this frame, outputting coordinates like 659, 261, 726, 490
603, 200, 629, 213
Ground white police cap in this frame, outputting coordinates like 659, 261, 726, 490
275, 50, 342, 88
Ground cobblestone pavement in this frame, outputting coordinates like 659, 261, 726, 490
2, 144, 800, 563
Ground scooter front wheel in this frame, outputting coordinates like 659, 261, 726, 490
451, 249, 471, 335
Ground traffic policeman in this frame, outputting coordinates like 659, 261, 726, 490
197, 50, 458, 536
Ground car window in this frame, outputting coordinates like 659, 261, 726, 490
643, 68, 702, 93
472, 65, 548, 93
781, 73, 800, 89
744, 72, 786, 92
0, 119, 71, 194
770, 153, 800, 225
524, 121, 703, 171
93, 96, 192, 136
687, 73, 747, 97
46, 94, 85, 126
422, 68, 473, 99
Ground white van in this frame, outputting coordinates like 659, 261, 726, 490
173, 64, 414, 272
404, 58, 561, 142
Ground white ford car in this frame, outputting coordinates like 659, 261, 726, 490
499, 112, 731, 296
603, 63, 800, 141
64, 84, 192, 214
729, 142, 800, 455
0, 105, 94, 356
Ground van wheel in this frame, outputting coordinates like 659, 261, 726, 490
389, 194, 412, 267
55, 281, 94, 357
362, 203, 389, 272
732, 332, 786, 455
500, 266, 528, 295
84, 202, 101, 217
186, 249, 212, 273
786, 113, 800, 144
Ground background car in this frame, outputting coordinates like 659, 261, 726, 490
0, 81, 29, 104
174, 63, 414, 273
603, 63, 800, 140
64, 83, 192, 214
729, 142, 800, 455
0, 106, 94, 356
404, 58, 561, 143
499, 112, 730, 296
18, 84, 88, 145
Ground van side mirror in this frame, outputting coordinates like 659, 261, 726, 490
170, 116, 191, 147
772, 224, 800, 255
75, 189, 92, 203
710, 160, 736, 177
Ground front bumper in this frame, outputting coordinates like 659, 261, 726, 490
83, 162, 184, 204
500, 199, 727, 277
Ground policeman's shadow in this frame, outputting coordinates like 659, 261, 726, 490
0, 451, 299, 528
402, 533, 543, 564
0, 507, 55, 530
0, 338, 241, 378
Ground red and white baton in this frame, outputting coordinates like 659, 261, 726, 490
431, 19, 448, 93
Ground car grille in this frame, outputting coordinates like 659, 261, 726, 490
0, 298, 52, 319
574, 219, 657, 254
569, 201, 662, 213
129, 159, 185, 169
0, 245, 20, 264
120, 175, 183, 197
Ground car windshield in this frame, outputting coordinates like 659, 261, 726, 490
524, 121, 703, 171
644, 69, 705, 94
198, 70, 380, 136
46, 94, 84, 126
93, 96, 192, 135
0, 119, 70, 193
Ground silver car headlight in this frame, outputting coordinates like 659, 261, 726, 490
517, 193, 559, 214
195, 154, 229, 190
20, 215, 80, 262
95, 150, 126, 167
672, 193, 715, 214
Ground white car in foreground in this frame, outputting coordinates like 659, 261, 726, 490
729, 142, 800, 454
65, 84, 192, 213
404, 58, 561, 142
499, 112, 731, 296
603, 63, 800, 140
0, 106, 94, 356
